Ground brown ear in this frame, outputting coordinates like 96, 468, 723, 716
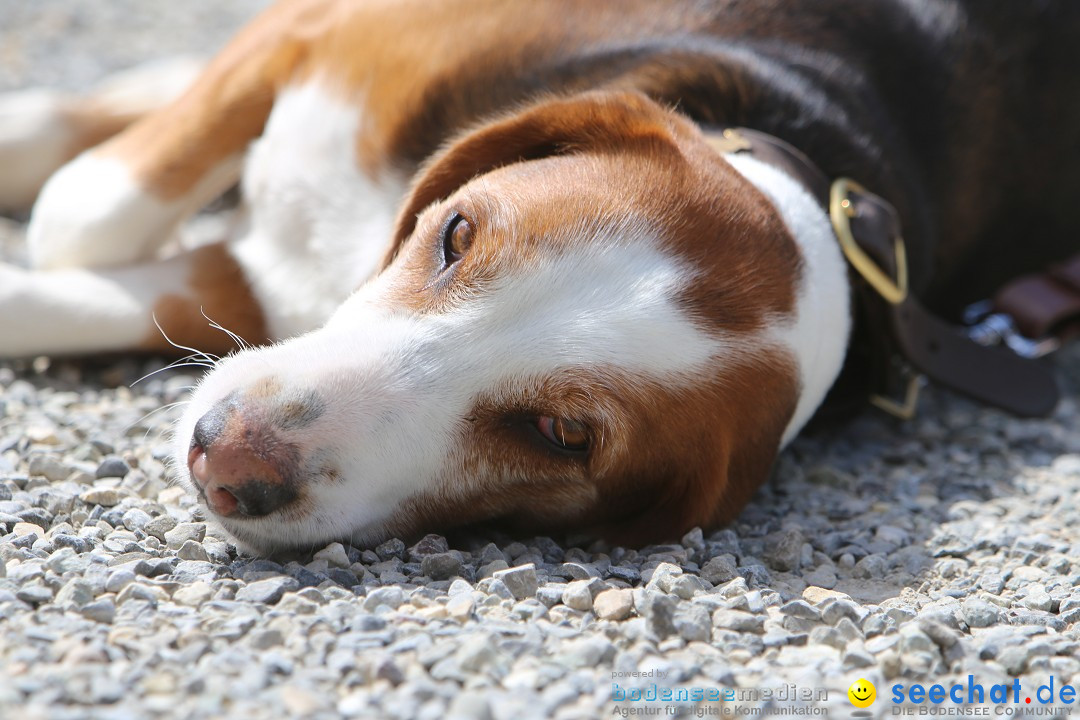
385, 90, 684, 266
593, 357, 799, 547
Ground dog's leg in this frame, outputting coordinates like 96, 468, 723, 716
26, 2, 313, 271
0, 243, 266, 358
0, 57, 203, 213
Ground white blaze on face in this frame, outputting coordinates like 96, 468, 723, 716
174, 223, 737, 550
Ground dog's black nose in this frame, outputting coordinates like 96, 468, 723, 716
187, 396, 297, 518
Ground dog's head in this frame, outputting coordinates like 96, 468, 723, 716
174, 91, 848, 553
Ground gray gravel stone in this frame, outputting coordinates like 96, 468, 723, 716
1021, 585, 1055, 612
408, 533, 449, 559
79, 598, 116, 624
763, 528, 804, 571
79, 487, 122, 507
28, 454, 70, 482
644, 592, 678, 639
962, 597, 1002, 628
105, 569, 136, 593
235, 577, 299, 605
142, 514, 178, 541
675, 603, 712, 642
712, 609, 765, 634
780, 599, 822, 621
364, 586, 405, 611
421, 552, 464, 580
95, 456, 130, 479
164, 522, 206, 549
16, 584, 54, 605
700, 554, 738, 584
177, 539, 210, 562
822, 599, 865, 626
44, 546, 83, 575
492, 564, 537, 600
561, 580, 595, 611
121, 507, 152, 532
313, 542, 351, 569
593, 588, 634, 621
843, 647, 875, 669
55, 578, 95, 607
802, 565, 838, 589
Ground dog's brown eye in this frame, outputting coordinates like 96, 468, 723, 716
442, 213, 473, 266
536, 416, 590, 452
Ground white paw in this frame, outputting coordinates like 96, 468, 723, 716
27, 152, 176, 270
0, 89, 73, 212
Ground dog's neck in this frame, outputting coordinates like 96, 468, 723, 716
714, 141, 852, 444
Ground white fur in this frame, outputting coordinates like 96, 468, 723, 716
28, 152, 240, 270
724, 153, 851, 445
174, 225, 732, 550
0, 257, 191, 357
235, 82, 405, 338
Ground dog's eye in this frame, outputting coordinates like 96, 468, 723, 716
442, 213, 474, 266
536, 416, 590, 452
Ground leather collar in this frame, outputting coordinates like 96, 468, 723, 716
706, 127, 1061, 419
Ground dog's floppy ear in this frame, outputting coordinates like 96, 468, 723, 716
385, 90, 682, 265
591, 359, 799, 547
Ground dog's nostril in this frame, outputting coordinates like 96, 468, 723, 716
207, 485, 239, 516
198, 472, 296, 518
229, 483, 297, 517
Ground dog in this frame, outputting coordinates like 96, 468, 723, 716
1, 0, 1077, 553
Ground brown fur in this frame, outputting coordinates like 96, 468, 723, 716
140, 243, 268, 354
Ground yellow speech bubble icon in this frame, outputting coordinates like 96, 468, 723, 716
848, 679, 876, 708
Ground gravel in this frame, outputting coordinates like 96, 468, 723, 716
3, 4, 1080, 719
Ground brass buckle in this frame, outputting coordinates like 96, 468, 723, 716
829, 178, 909, 305
870, 364, 924, 420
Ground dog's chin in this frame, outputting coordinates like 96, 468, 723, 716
196, 499, 397, 558
202, 512, 307, 558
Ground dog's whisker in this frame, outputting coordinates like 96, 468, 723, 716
200, 306, 254, 351
131, 355, 215, 387
151, 313, 220, 367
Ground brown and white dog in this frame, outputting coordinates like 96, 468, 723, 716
1, 0, 1077, 553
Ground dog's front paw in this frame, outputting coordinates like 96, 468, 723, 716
27, 152, 175, 270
